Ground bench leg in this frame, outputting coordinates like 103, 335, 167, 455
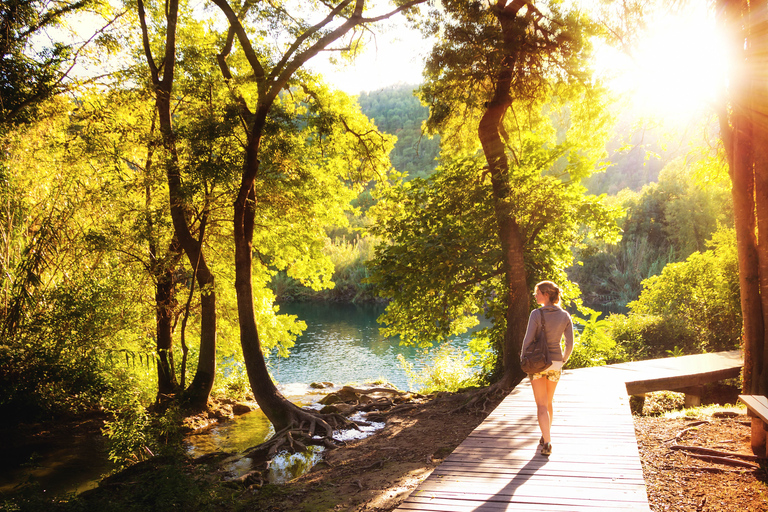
684, 393, 701, 408
750, 417, 767, 457
677, 386, 702, 408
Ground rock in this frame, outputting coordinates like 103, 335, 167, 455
324, 403, 356, 415
319, 394, 342, 405
232, 403, 252, 415
310, 382, 334, 389
209, 405, 233, 420
336, 386, 361, 402
713, 411, 741, 418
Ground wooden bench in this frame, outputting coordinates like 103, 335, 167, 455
739, 394, 768, 457
578, 350, 743, 408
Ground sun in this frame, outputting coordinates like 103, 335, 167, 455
596, 8, 729, 123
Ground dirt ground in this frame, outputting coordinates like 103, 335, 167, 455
248, 389, 768, 512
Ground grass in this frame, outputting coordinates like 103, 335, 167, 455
661, 402, 747, 420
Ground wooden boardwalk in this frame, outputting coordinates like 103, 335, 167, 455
396, 370, 650, 511
395, 350, 744, 511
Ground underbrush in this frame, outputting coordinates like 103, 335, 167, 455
271, 235, 380, 303
399, 344, 483, 393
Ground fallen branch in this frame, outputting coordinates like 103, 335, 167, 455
671, 444, 766, 463
663, 421, 710, 443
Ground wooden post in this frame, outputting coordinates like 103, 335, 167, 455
751, 416, 768, 457
678, 386, 703, 408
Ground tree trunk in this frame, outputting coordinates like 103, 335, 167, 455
234, 133, 306, 430
139, 0, 217, 409
476, 4, 529, 388
751, 0, 768, 395
155, 257, 180, 397
718, 0, 766, 395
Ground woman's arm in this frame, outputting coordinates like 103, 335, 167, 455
520, 309, 539, 357
562, 313, 575, 362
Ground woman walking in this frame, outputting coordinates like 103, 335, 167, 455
520, 281, 574, 456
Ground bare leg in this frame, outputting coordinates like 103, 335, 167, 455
546, 378, 558, 431
532, 376, 560, 444
531, 377, 551, 443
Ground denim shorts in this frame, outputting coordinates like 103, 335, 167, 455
529, 369, 561, 382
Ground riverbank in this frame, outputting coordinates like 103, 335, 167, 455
4, 386, 765, 512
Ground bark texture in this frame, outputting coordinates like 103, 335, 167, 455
718, 0, 768, 395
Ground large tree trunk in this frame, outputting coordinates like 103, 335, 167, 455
718, 0, 767, 395
139, 0, 217, 409
751, 0, 768, 396
233, 133, 308, 430
476, 3, 530, 388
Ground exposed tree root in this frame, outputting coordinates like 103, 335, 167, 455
449, 378, 518, 414
239, 406, 360, 472
670, 444, 767, 463
680, 452, 760, 470
663, 463, 758, 474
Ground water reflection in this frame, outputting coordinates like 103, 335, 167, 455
186, 409, 274, 458
271, 302, 477, 390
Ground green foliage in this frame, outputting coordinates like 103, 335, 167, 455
565, 310, 624, 369
601, 225, 739, 361
0, 0, 88, 127
368, 140, 621, 358
357, 84, 441, 179
0, 266, 147, 422
270, 234, 381, 303
101, 374, 185, 468
627, 226, 740, 354
572, 151, 733, 311
605, 313, 694, 361
639, 391, 685, 416
398, 344, 482, 393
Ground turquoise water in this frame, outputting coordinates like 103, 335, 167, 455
270, 302, 477, 391
4, 302, 484, 496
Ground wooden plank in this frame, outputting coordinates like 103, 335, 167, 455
395, 350, 745, 511
739, 394, 768, 423
576, 350, 743, 395
395, 370, 651, 512
398, 495, 650, 511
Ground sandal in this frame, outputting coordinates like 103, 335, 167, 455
539, 436, 545, 445
540, 442, 552, 456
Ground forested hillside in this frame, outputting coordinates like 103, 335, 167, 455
357, 84, 440, 179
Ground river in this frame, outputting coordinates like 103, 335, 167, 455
270, 301, 475, 391
2, 302, 482, 496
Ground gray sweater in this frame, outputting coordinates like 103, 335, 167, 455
520, 305, 574, 366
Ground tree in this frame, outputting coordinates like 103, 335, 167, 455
0, 0, 120, 128
406, 0, 618, 389
0, 97, 152, 421
716, 0, 768, 399
136, 0, 236, 408
206, 0, 421, 446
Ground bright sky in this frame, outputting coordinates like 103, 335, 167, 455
313, 3, 729, 128
309, 23, 430, 95
595, 6, 729, 124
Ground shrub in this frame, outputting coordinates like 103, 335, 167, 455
565, 310, 626, 369
626, 227, 740, 354
606, 313, 695, 360
398, 344, 482, 393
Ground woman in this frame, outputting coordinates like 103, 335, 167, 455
520, 280, 574, 456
